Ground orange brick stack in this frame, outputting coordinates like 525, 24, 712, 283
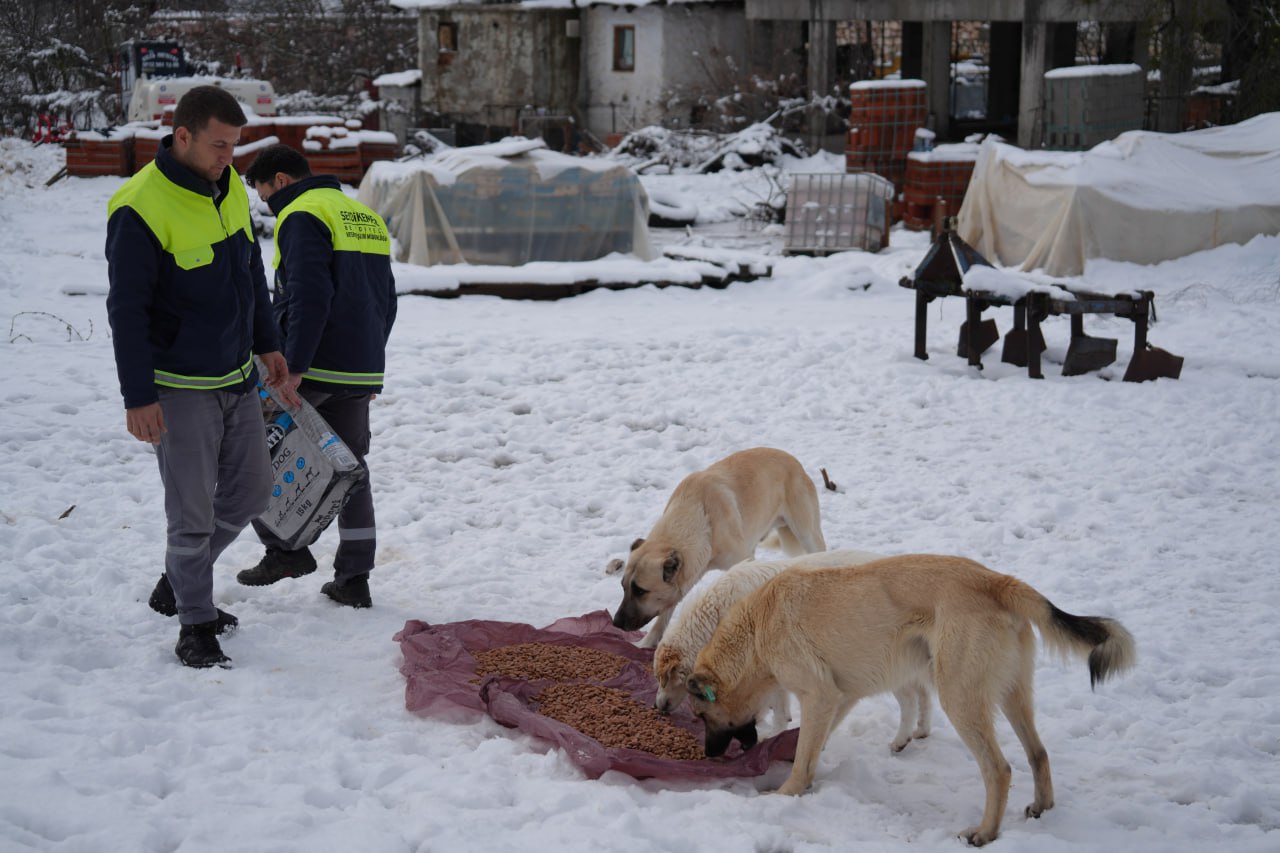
902, 151, 976, 231
271, 116, 346, 150
845, 80, 928, 200
64, 135, 135, 177
237, 120, 277, 145
131, 131, 169, 173
358, 136, 400, 175
302, 126, 364, 184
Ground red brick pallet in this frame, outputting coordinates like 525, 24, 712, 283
846, 81, 928, 187
360, 141, 399, 174
273, 118, 346, 150
845, 81, 929, 221
902, 157, 975, 231
64, 137, 135, 178
304, 146, 365, 184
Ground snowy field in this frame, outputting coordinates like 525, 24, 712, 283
1, 135, 1278, 852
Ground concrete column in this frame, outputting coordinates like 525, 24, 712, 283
1017, 2, 1050, 149
806, 18, 837, 150
921, 20, 951, 139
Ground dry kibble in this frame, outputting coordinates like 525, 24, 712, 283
535, 683, 704, 760
472, 642, 628, 683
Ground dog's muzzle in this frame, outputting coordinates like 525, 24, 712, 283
702, 721, 759, 757
611, 600, 653, 631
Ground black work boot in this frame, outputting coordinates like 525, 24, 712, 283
149, 574, 238, 634
175, 620, 231, 668
321, 573, 372, 608
236, 547, 317, 586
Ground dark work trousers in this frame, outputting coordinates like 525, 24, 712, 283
252, 388, 375, 580
155, 387, 273, 625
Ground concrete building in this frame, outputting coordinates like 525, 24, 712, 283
392, 0, 803, 146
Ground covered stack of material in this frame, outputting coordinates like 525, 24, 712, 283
359, 138, 655, 267
957, 112, 1280, 276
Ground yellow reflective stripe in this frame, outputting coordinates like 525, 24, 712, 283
154, 357, 254, 390
303, 367, 384, 386
273, 188, 390, 269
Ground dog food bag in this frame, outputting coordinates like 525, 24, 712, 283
254, 360, 364, 550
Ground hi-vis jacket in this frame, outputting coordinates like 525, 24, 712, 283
266, 175, 396, 394
105, 138, 278, 409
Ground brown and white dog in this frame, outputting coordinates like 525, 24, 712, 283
653, 548, 932, 754
610, 447, 827, 648
687, 555, 1136, 847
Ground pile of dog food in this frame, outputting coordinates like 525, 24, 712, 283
473, 642, 700, 760
473, 642, 629, 683
534, 683, 705, 760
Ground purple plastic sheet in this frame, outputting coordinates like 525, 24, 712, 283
394, 610, 798, 780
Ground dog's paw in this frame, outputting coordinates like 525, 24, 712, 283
605, 557, 624, 575
960, 826, 997, 847
890, 736, 911, 753
1024, 798, 1053, 819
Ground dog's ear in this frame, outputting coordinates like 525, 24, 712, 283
687, 675, 717, 703
662, 550, 681, 583
629, 537, 645, 552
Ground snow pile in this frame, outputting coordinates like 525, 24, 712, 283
1, 137, 1278, 852
609, 122, 805, 174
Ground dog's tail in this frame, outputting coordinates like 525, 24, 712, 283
1000, 577, 1137, 688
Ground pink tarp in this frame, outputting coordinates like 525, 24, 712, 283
394, 610, 798, 780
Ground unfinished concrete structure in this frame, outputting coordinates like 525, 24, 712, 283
745, 0, 1222, 150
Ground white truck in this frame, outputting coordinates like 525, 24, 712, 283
119, 41, 276, 123
127, 75, 276, 122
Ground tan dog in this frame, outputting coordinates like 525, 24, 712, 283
687, 555, 1136, 847
653, 548, 931, 754
611, 447, 826, 648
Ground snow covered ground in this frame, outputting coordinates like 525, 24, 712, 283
1, 135, 1278, 852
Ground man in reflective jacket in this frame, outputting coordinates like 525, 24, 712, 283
239, 143, 397, 608
106, 85, 294, 668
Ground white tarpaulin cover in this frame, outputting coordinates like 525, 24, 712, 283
957, 112, 1280, 276
357, 137, 655, 267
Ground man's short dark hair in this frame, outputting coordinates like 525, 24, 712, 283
243, 144, 312, 186
173, 85, 248, 133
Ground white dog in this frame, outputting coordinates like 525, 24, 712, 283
611, 447, 826, 648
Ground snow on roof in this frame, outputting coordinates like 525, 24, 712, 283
1044, 63, 1143, 80
372, 69, 422, 88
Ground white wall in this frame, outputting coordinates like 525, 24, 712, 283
581, 4, 751, 140
582, 6, 666, 138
